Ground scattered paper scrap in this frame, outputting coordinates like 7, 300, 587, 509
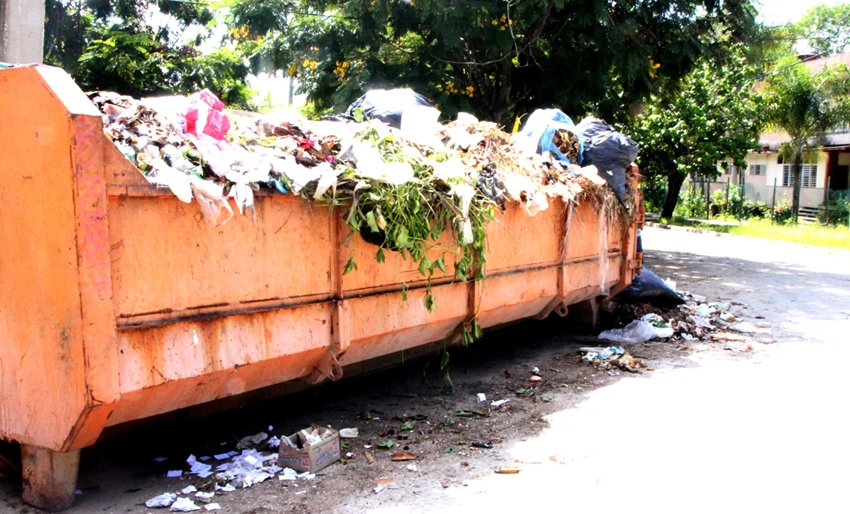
170, 497, 201, 512
146, 492, 177, 508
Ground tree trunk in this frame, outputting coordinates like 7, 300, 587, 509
792, 144, 803, 223
661, 171, 687, 219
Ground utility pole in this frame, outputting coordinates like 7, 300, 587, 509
0, 0, 45, 64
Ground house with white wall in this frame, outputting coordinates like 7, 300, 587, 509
706, 52, 850, 209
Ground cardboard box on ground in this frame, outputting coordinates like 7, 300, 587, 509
278, 426, 340, 473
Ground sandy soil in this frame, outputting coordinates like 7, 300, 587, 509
2, 226, 849, 513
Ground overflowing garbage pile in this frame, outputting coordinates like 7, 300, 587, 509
586, 287, 764, 374
91, 89, 638, 275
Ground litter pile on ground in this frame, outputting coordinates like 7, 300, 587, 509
601, 281, 766, 346
145, 429, 328, 511
579, 345, 648, 373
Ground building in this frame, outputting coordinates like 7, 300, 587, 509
706, 52, 850, 209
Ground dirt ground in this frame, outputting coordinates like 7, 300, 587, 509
2, 226, 849, 513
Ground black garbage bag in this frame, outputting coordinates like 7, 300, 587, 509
576, 117, 639, 204
614, 267, 685, 307
333, 89, 434, 129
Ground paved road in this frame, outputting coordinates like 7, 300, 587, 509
353, 227, 850, 513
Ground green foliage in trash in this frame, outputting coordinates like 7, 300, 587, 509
301, 126, 494, 315
400, 421, 416, 431
444, 448, 460, 454
377, 440, 394, 450
441, 418, 456, 427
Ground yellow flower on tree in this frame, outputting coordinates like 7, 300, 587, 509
648, 57, 661, 78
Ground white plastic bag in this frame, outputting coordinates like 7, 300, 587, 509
598, 320, 658, 344
190, 178, 233, 228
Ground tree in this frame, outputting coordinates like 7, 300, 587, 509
629, 52, 763, 219
44, 1, 252, 107
797, 3, 850, 56
762, 56, 850, 220
228, 0, 758, 124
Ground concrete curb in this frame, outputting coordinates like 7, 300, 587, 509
644, 221, 732, 237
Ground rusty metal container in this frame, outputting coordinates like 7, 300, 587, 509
0, 65, 644, 510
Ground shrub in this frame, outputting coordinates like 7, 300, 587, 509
772, 198, 795, 224
674, 186, 708, 218
819, 191, 850, 226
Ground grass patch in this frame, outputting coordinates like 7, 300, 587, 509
657, 217, 850, 250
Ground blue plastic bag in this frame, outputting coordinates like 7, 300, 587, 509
515, 109, 583, 165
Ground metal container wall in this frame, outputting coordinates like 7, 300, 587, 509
0, 65, 643, 510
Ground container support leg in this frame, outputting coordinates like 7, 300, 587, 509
21, 445, 80, 512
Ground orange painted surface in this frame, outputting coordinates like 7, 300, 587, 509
0, 66, 103, 452
0, 65, 642, 466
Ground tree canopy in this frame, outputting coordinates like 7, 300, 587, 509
629, 51, 764, 218
797, 3, 850, 56
228, 0, 757, 124
44, 0, 252, 107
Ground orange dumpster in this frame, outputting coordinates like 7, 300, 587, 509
0, 65, 644, 510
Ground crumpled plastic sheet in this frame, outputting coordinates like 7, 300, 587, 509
598, 320, 659, 344
146, 492, 177, 508
229, 183, 255, 216
311, 162, 343, 200
190, 178, 233, 228
148, 159, 193, 203
344, 143, 415, 185
640, 313, 675, 339
451, 184, 476, 245
170, 497, 201, 512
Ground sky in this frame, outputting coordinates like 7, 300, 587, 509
757, 0, 849, 25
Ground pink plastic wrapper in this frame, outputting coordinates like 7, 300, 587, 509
185, 89, 230, 141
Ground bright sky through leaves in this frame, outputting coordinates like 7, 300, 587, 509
757, 0, 849, 24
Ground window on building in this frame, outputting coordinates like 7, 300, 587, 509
748, 164, 765, 175
782, 164, 818, 187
